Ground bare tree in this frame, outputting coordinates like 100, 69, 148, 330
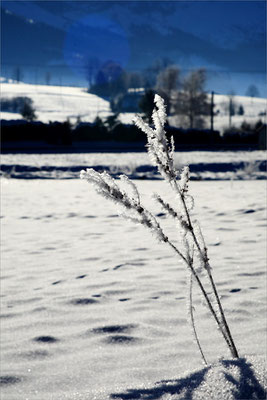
237, 105, 245, 116
156, 66, 180, 115
14, 67, 23, 83
45, 71, 51, 86
144, 57, 173, 89
174, 69, 209, 129
20, 98, 37, 122
139, 89, 156, 123
227, 91, 236, 128
246, 84, 260, 99
85, 57, 100, 89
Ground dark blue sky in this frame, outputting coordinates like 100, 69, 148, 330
1, 1, 266, 96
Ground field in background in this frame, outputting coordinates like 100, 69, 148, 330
1, 150, 266, 180
1, 81, 266, 133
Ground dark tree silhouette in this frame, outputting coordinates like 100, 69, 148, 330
84, 57, 100, 89
139, 89, 156, 123
45, 72, 51, 86
156, 66, 180, 115
246, 84, 260, 99
21, 99, 37, 122
227, 91, 236, 128
175, 69, 209, 129
14, 67, 23, 83
238, 105, 245, 116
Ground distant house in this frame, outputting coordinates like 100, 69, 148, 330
257, 124, 266, 150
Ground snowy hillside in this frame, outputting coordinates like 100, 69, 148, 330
0, 81, 111, 124
1, 81, 266, 133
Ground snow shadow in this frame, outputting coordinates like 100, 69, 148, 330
220, 358, 266, 399
110, 358, 266, 400
110, 366, 211, 399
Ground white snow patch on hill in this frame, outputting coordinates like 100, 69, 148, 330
1, 81, 266, 132
0, 82, 111, 123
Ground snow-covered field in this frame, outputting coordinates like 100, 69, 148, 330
1, 81, 266, 133
1, 81, 266, 398
1, 151, 266, 180
1, 178, 266, 399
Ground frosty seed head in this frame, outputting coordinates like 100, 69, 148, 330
81, 94, 239, 362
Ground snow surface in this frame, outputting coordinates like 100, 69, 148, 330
1, 80, 266, 398
1, 178, 266, 399
1, 151, 266, 180
0, 82, 110, 124
1, 82, 266, 132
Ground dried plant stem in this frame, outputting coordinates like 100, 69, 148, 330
206, 270, 239, 358
163, 173, 239, 358
178, 192, 239, 359
167, 240, 234, 357
81, 94, 239, 363
188, 273, 208, 365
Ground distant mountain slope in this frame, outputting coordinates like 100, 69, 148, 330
1, 10, 65, 66
1, 1, 265, 95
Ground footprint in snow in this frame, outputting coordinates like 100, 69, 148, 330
33, 335, 59, 343
0, 375, 22, 386
70, 298, 98, 305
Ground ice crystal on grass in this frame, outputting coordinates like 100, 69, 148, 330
81, 95, 239, 364
81, 169, 167, 243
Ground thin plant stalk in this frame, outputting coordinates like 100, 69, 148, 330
167, 240, 235, 356
173, 181, 239, 359
188, 273, 208, 366
81, 94, 239, 362
141, 95, 239, 359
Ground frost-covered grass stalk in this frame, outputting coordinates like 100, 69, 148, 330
80, 95, 239, 363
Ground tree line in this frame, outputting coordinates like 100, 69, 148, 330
2, 115, 265, 151
2, 61, 264, 141
88, 62, 211, 129
88, 60, 262, 131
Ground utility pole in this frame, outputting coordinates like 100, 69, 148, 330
35, 67, 38, 85
210, 91, 214, 131
229, 98, 232, 128
228, 91, 235, 129
15, 67, 22, 83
